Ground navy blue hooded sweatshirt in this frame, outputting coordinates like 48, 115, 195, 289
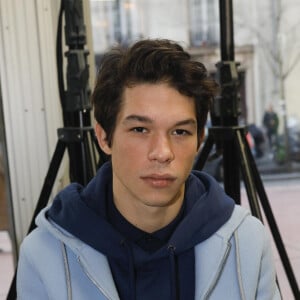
48, 162, 234, 300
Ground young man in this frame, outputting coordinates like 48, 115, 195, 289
17, 39, 280, 299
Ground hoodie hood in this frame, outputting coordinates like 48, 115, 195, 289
40, 162, 236, 300
44, 162, 235, 263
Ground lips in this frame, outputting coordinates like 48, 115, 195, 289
141, 174, 176, 188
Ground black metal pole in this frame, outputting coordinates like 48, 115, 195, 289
219, 0, 234, 62
212, 0, 241, 202
62, 0, 95, 185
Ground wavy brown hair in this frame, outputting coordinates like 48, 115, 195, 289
92, 39, 218, 146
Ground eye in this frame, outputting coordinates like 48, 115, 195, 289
173, 129, 191, 136
131, 127, 148, 133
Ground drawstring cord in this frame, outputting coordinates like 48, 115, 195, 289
168, 244, 179, 300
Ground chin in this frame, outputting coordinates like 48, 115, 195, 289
143, 193, 182, 208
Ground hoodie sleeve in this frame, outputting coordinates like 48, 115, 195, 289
16, 227, 71, 300
17, 239, 49, 300
235, 214, 281, 300
255, 226, 281, 300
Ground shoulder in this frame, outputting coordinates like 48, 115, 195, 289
19, 227, 63, 268
234, 205, 268, 239
237, 207, 268, 240
226, 206, 272, 262
217, 205, 269, 249
21, 226, 58, 249
17, 228, 72, 299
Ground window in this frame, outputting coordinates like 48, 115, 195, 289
188, 0, 219, 47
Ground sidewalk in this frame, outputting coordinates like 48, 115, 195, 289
256, 153, 300, 176
0, 231, 14, 300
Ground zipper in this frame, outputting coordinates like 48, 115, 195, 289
202, 242, 231, 299
77, 256, 115, 300
61, 242, 72, 300
234, 231, 246, 300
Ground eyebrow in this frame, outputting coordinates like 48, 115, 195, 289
123, 114, 197, 127
123, 115, 153, 124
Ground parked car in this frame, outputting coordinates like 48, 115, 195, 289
275, 117, 300, 163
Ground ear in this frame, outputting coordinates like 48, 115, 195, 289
95, 123, 112, 155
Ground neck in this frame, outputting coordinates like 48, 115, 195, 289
113, 191, 185, 233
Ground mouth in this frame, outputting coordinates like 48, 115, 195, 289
141, 174, 176, 188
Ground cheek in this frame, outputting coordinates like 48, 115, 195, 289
177, 141, 198, 156
178, 145, 198, 167
186, 152, 198, 167
113, 138, 146, 161
111, 142, 145, 180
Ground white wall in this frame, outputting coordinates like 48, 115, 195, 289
0, 0, 95, 247
0, 0, 60, 246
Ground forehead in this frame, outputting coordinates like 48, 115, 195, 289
118, 83, 196, 121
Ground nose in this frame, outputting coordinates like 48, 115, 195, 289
148, 134, 175, 163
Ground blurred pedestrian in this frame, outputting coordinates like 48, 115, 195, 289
248, 123, 265, 158
263, 104, 279, 150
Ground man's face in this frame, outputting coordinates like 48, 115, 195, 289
96, 83, 201, 221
